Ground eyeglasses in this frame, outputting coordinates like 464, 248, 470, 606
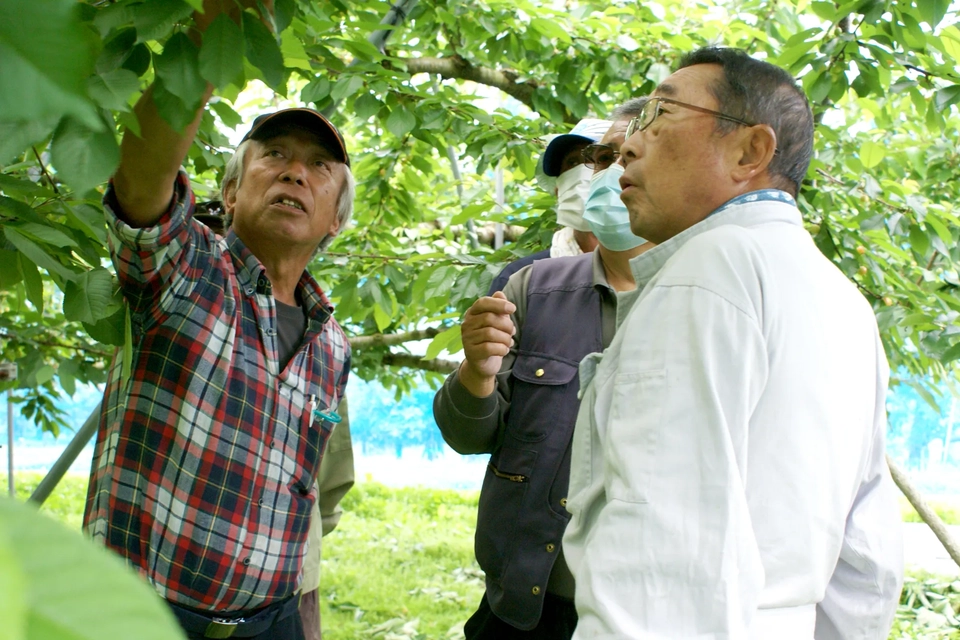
580, 144, 621, 171
625, 96, 756, 138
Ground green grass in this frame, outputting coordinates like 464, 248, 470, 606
6, 472, 960, 639
900, 496, 960, 527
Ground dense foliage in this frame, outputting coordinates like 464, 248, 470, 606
1, 0, 958, 430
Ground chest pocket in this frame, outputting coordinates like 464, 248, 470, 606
507, 353, 580, 442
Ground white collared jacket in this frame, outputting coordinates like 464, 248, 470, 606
563, 192, 903, 639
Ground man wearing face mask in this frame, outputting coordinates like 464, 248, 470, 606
486, 119, 608, 294
432, 99, 651, 640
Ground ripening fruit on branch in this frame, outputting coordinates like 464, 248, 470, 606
856, 245, 867, 255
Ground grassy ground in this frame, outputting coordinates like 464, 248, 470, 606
6, 472, 960, 639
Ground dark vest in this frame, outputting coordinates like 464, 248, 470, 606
475, 252, 602, 630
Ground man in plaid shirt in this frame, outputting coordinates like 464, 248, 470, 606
82, 3, 351, 639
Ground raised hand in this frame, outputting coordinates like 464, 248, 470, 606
458, 291, 516, 398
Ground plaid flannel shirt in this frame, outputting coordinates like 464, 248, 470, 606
83, 172, 351, 613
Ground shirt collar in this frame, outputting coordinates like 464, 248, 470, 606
617, 189, 801, 328
590, 249, 613, 292
224, 229, 334, 325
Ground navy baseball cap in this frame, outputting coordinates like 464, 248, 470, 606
240, 108, 350, 167
540, 118, 613, 177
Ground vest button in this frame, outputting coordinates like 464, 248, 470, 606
546, 543, 556, 553
560, 498, 567, 507
535, 368, 545, 377
531, 585, 541, 595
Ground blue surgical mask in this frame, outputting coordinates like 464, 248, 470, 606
583, 164, 646, 251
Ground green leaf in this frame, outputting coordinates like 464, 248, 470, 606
0, 0, 95, 100
35, 365, 55, 385
275, 0, 296, 33
83, 306, 126, 347
354, 93, 382, 120
4, 228, 76, 282
18, 223, 78, 248
530, 18, 570, 42
908, 224, 930, 257
943, 341, 960, 365
0, 118, 57, 164
211, 101, 243, 129
17, 254, 43, 313
50, 115, 120, 194
330, 75, 364, 104
373, 304, 391, 332
302, 77, 331, 104
87, 69, 141, 113
199, 14, 245, 90
242, 11, 285, 89
859, 140, 884, 169
64, 268, 123, 324
152, 79, 195, 133
0, 515, 26, 640
386, 105, 416, 138
808, 70, 833, 104
0, 250, 20, 291
917, 0, 949, 27
0, 497, 188, 640
934, 85, 960, 113
424, 325, 461, 360
0, 41, 99, 130
155, 33, 206, 110
133, 0, 193, 43
0, 174, 53, 198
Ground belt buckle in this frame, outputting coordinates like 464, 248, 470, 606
205, 617, 243, 639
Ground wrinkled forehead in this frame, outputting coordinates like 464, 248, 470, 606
655, 64, 724, 104
600, 120, 630, 149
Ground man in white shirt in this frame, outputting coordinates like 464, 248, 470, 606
562, 47, 903, 639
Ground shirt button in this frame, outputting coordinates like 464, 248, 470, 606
258, 498, 264, 506
242, 557, 251, 566
531, 586, 541, 595
560, 498, 567, 508
545, 543, 556, 553
535, 368, 544, 377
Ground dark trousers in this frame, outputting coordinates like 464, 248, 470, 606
181, 615, 304, 640
171, 596, 305, 640
464, 592, 578, 640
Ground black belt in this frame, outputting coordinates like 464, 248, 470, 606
168, 594, 300, 639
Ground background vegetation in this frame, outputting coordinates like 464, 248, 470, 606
3, 472, 959, 639
1, 0, 959, 430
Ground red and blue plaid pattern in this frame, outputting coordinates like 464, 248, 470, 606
83, 172, 350, 613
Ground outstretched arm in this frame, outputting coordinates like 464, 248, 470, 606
112, 0, 270, 226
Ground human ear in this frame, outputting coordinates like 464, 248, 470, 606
731, 124, 778, 183
223, 180, 237, 215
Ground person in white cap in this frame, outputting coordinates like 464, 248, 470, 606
487, 118, 611, 294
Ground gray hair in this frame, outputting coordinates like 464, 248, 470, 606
611, 96, 649, 120
678, 47, 813, 196
221, 139, 355, 252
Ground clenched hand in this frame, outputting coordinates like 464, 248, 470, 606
458, 291, 516, 398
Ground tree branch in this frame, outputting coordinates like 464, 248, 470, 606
381, 352, 458, 373
349, 328, 441, 348
32, 147, 61, 195
888, 454, 960, 570
400, 56, 576, 124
